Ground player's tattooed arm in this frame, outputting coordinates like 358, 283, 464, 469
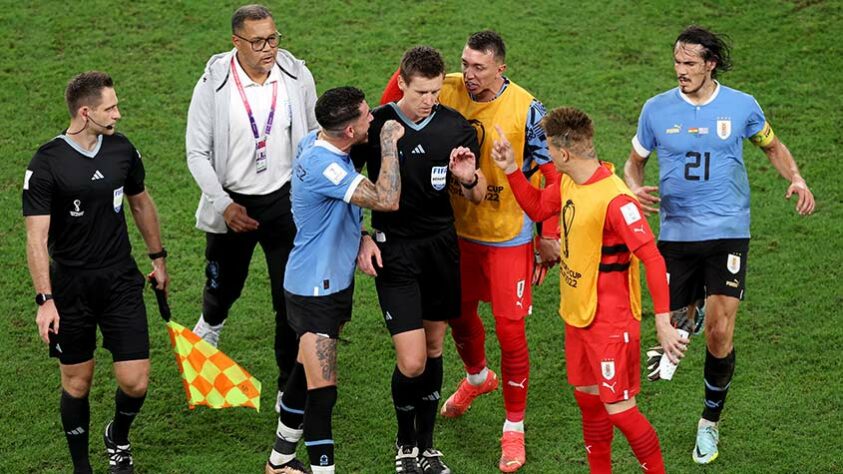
350, 120, 404, 211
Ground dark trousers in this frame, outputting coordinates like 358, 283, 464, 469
202, 184, 298, 390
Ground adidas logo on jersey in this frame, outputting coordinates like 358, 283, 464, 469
411, 144, 426, 155
91, 170, 104, 180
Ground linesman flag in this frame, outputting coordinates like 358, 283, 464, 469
150, 277, 262, 411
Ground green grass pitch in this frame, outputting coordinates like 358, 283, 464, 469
1, 1, 841, 472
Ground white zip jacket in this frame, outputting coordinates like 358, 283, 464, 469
186, 48, 318, 233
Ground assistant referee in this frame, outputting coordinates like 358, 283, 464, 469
23, 71, 168, 474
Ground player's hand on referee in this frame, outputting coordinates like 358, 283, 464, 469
491, 125, 517, 174
655, 312, 689, 365
36, 300, 59, 344
630, 185, 660, 216
356, 233, 382, 277
786, 176, 815, 215
223, 202, 259, 232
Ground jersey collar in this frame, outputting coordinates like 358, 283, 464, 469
678, 80, 721, 107
314, 138, 347, 156
388, 102, 438, 131
58, 133, 103, 159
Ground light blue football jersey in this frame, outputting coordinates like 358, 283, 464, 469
633, 84, 767, 242
284, 131, 364, 296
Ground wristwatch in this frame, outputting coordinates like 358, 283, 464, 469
35, 293, 53, 306
148, 247, 168, 260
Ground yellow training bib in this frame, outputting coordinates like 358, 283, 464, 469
440, 73, 540, 242
558, 164, 642, 327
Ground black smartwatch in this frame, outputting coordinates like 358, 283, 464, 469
35, 293, 53, 306
148, 248, 168, 260
461, 173, 479, 190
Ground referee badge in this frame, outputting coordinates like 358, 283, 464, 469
430, 166, 447, 191
113, 186, 124, 213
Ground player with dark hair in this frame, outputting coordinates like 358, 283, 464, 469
493, 107, 684, 474
382, 30, 561, 472
264, 86, 404, 474
24, 71, 169, 474
624, 25, 815, 464
352, 45, 484, 474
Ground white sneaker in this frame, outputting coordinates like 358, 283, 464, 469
692, 420, 720, 464
395, 445, 422, 473
192, 315, 224, 347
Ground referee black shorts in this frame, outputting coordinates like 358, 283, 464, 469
658, 238, 750, 311
374, 226, 461, 336
49, 259, 149, 365
285, 284, 353, 339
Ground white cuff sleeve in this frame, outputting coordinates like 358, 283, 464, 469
631, 135, 651, 158
343, 174, 365, 203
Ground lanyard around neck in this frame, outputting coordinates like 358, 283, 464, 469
231, 56, 278, 141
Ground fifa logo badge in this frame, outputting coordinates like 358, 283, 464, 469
70, 199, 85, 217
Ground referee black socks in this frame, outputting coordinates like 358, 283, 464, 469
113, 388, 146, 445
702, 348, 736, 422
61, 390, 91, 473
392, 365, 421, 447
416, 356, 443, 451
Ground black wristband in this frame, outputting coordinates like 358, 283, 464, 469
148, 248, 168, 260
461, 173, 479, 189
361, 230, 370, 238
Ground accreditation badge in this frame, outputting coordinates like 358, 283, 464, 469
113, 186, 124, 213
255, 140, 268, 174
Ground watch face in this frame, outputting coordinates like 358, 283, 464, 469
35, 293, 52, 305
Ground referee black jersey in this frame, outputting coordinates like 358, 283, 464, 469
22, 133, 146, 268
351, 103, 479, 238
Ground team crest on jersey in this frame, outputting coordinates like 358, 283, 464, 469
430, 166, 447, 191
113, 187, 124, 213
601, 360, 615, 380
727, 253, 741, 274
717, 118, 732, 140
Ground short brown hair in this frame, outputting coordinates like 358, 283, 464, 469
65, 71, 113, 118
399, 46, 445, 83
540, 107, 595, 158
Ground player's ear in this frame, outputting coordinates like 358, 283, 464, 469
397, 74, 407, 92
705, 59, 717, 73
497, 62, 507, 77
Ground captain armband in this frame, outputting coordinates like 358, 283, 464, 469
749, 121, 776, 148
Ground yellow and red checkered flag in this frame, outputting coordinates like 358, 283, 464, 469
151, 277, 261, 411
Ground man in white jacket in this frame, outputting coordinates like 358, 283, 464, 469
185, 4, 318, 408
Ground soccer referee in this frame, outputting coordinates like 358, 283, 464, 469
23, 71, 168, 474
351, 46, 484, 474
